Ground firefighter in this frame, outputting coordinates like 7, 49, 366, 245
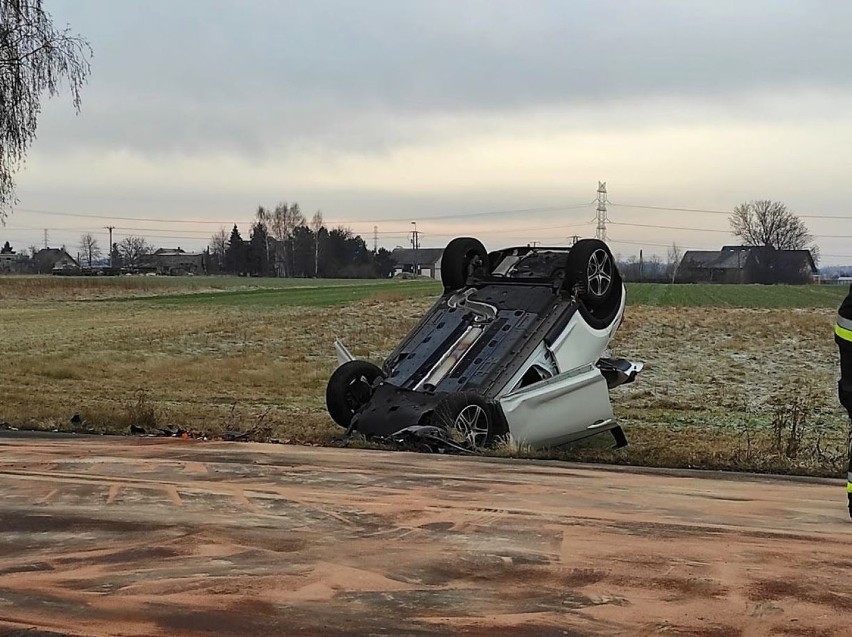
834, 285, 852, 518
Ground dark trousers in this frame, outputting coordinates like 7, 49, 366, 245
840, 343, 852, 517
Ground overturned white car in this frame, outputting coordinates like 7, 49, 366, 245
326, 237, 642, 452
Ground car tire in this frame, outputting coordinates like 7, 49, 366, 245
440, 237, 488, 292
563, 239, 616, 307
325, 360, 384, 428
433, 392, 495, 450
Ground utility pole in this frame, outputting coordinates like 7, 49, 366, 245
105, 226, 115, 267
410, 221, 420, 275
43, 229, 48, 249
373, 225, 378, 253
529, 241, 540, 248
595, 181, 609, 242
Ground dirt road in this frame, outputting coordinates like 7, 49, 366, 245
0, 435, 849, 637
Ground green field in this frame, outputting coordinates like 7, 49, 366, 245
124, 280, 441, 308
1, 274, 847, 308
0, 276, 848, 477
0, 274, 441, 302
626, 282, 848, 308
140, 280, 849, 309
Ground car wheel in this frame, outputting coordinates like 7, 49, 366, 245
440, 237, 488, 292
434, 393, 495, 450
325, 360, 384, 428
563, 239, 615, 307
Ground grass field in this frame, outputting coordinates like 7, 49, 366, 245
0, 274, 439, 302
627, 281, 849, 308
0, 275, 849, 476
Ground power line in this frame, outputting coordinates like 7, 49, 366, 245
110, 231, 224, 241
610, 202, 730, 215
609, 220, 852, 239
610, 221, 724, 234
9, 193, 852, 258
610, 202, 852, 221
5, 219, 418, 237
12, 201, 595, 227
606, 236, 852, 259
14, 207, 235, 225
4, 219, 596, 241
424, 221, 593, 238
330, 202, 595, 225
607, 237, 706, 251
10, 199, 852, 232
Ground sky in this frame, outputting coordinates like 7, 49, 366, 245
4, 0, 852, 264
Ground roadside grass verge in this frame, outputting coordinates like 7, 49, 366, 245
488, 407, 850, 478
0, 278, 849, 477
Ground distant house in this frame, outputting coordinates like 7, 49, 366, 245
0, 243, 29, 274
678, 246, 817, 284
33, 248, 79, 275
147, 248, 206, 275
0, 251, 30, 274
391, 248, 444, 279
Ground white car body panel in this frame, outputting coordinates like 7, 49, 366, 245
499, 363, 615, 448
548, 289, 625, 373
491, 285, 627, 447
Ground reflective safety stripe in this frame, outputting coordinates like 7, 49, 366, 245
837, 314, 852, 331
835, 323, 852, 343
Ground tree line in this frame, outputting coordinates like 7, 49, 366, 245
208, 203, 396, 278
3, 203, 400, 278
1, 198, 825, 281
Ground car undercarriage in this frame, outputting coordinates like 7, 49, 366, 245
326, 237, 642, 452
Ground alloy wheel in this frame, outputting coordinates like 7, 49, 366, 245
586, 248, 613, 298
453, 404, 490, 448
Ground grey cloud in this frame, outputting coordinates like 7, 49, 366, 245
33, 0, 852, 156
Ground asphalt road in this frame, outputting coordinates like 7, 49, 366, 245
0, 436, 849, 637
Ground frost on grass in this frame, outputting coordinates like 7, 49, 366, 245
568, 306, 850, 476
1, 287, 849, 476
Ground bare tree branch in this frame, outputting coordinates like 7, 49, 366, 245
729, 200, 815, 251
208, 227, 228, 269
666, 242, 682, 283
311, 210, 323, 277
1, 0, 92, 221
78, 232, 100, 267
117, 235, 152, 268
